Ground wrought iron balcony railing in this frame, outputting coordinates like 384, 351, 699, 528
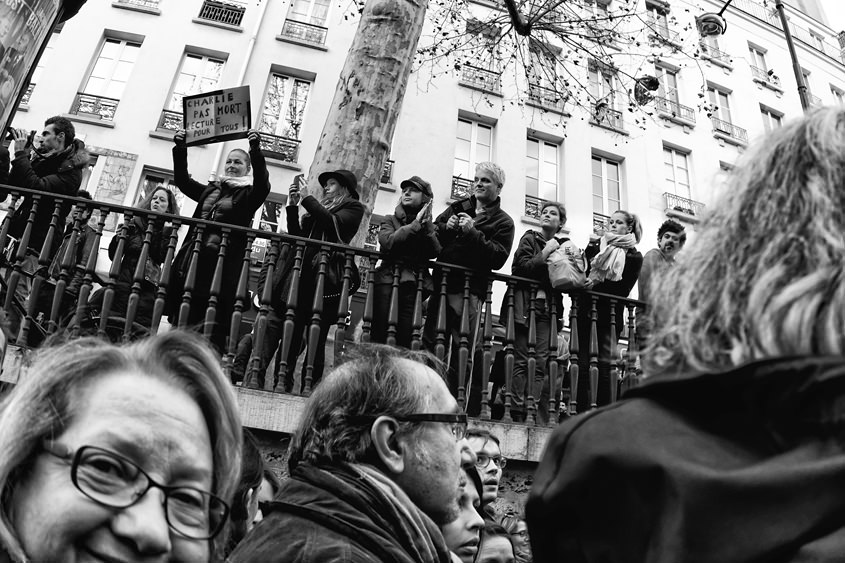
592, 211, 610, 231
197, 0, 245, 26
258, 132, 300, 163
381, 159, 394, 184
451, 176, 473, 199
654, 96, 696, 123
710, 116, 748, 143
699, 42, 732, 65
663, 192, 705, 218
459, 65, 502, 95
70, 92, 120, 121
114, 0, 159, 8
279, 19, 328, 46
647, 17, 681, 46
158, 109, 182, 131
0, 184, 646, 426
528, 83, 567, 113
591, 102, 624, 130
524, 194, 552, 221
19, 83, 34, 106
749, 65, 781, 88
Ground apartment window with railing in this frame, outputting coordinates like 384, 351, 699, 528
588, 60, 623, 130
708, 85, 747, 143
459, 20, 502, 94
197, 0, 246, 27
808, 29, 826, 52
748, 44, 780, 90
159, 53, 225, 130
802, 68, 821, 106
453, 118, 493, 199
760, 105, 782, 132
280, 0, 330, 45
526, 136, 559, 204
71, 38, 142, 121
591, 154, 622, 216
832, 86, 845, 105
654, 65, 693, 123
700, 34, 731, 67
20, 30, 60, 106
646, 2, 679, 45
527, 40, 566, 112
257, 73, 311, 163
663, 146, 691, 200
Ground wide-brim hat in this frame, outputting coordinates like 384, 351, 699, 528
399, 175, 433, 199
318, 169, 359, 200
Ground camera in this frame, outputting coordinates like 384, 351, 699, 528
450, 198, 476, 218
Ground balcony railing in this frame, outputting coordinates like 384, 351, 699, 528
114, 0, 160, 8
647, 17, 681, 46
197, 0, 245, 26
19, 83, 34, 106
258, 133, 300, 163
809, 94, 823, 107
592, 212, 610, 231
459, 65, 502, 95
591, 102, 624, 130
749, 65, 781, 88
524, 195, 552, 221
70, 92, 120, 121
699, 42, 732, 65
663, 192, 705, 218
654, 96, 695, 123
381, 159, 394, 184
528, 83, 567, 113
710, 116, 748, 143
451, 176, 473, 199
158, 109, 182, 131
0, 184, 646, 426
280, 19, 328, 46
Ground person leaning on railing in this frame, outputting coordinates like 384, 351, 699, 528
166, 129, 270, 353
83, 186, 179, 333
500, 201, 569, 424
371, 175, 441, 348
262, 170, 364, 393
575, 210, 642, 412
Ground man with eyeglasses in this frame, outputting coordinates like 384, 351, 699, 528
467, 428, 506, 515
230, 344, 471, 562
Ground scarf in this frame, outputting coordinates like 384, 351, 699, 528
214, 175, 252, 189
354, 464, 449, 563
589, 232, 636, 283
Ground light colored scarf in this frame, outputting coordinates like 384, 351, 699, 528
589, 232, 637, 283
214, 175, 252, 189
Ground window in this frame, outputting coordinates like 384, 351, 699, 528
663, 147, 690, 200
527, 40, 566, 111
831, 86, 844, 105
589, 60, 622, 128
591, 155, 621, 215
526, 137, 559, 201
760, 105, 782, 132
257, 193, 287, 232
748, 45, 768, 73
801, 68, 814, 97
22, 31, 60, 104
136, 168, 187, 216
460, 21, 502, 93
71, 38, 141, 121
257, 73, 311, 162
655, 65, 679, 105
707, 85, 732, 124
453, 118, 493, 197
287, 0, 330, 26
168, 53, 225, 112
808, 29, 826, 52
646, 2, 676, 43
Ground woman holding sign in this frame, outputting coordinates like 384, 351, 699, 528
167, 128, 270, 354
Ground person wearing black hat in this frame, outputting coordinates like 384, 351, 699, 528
370, 175, 441, 348
255, 169, 364, 392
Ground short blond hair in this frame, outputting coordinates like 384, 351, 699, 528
476, 162, 506, 188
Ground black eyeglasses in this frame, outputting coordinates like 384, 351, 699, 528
350, 413, 468, 441
476, 453, 507, 470
43, 442, 229, 540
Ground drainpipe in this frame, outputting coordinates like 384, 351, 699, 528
209, 0, 270, 180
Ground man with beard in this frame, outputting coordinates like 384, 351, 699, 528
230, 344, 470, 563
636, 219, 686, 346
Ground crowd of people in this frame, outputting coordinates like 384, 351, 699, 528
0, 105, 844, 561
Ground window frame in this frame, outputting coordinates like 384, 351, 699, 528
591, 154, 622, 216
525, 136, 560, 202
662, 146, 691, 201
453, 118, 494, 181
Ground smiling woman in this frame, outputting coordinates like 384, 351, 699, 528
0, 331, 242, 562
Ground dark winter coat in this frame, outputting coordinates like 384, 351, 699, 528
108, 215, 171, 289
373, 202, 441, 292
528, 356, 845, 563
229, 462, 452, 563
433, 195, 514, 298
270, 195, 364, 312
500, 230, 565, 329
2, 139, 88, 254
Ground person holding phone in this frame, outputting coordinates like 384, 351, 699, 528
424, 162, 515, 408
371, 175, 441, 348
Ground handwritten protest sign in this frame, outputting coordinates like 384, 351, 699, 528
182, 85, 251, 147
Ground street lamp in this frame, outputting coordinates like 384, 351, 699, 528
696, 0, 810, 112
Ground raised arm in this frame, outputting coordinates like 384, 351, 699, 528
171, 129, 208, 202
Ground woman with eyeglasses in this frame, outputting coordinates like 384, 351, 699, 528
0, 331, 242, 561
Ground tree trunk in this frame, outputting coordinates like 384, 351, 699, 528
304, 0, 428, 248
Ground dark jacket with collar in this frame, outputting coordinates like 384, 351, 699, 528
528, 356, 845, 563
229, 463, 452, 563
433, 195, 514, 298
2, 139, 88, 254
374, 202, 441, 291
48, 220, 98, 296
270, 194, 364, 311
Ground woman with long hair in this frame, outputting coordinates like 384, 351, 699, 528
529, 107, 845, 562
167, 129, 270, 353
575, 209, 642, 411
262, 170, 364, 392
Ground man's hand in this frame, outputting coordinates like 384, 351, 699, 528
11, 128, 29, 154
446, 214, 460, 230
247, 129, 261, 148
174, 129, 187, 147
458, 213, 474, 233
